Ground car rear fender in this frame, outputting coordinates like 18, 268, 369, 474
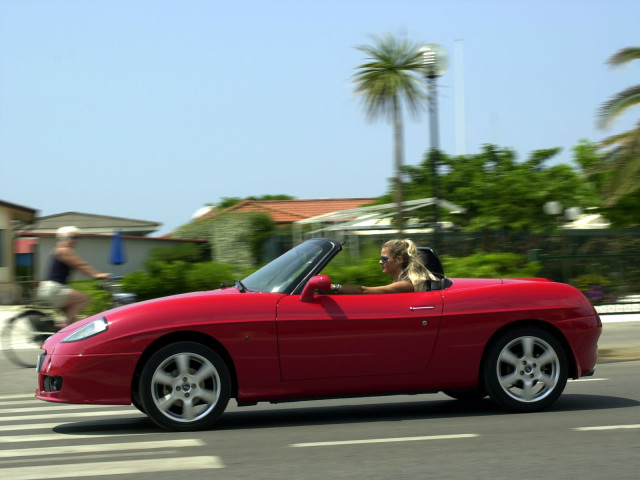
479, 319, 579, 381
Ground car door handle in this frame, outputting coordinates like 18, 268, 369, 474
410, 306, 436, 311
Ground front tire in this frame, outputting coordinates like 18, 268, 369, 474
139, 341, 231, 431
483, 327, 567, 412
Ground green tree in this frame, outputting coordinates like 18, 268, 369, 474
597, 46, 640, 205
399, 144, 600, 232
353, 33, 426, 232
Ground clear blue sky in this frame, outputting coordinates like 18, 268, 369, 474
2, 0, 638, 236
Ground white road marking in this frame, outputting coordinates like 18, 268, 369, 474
0, 422, 70, 432
0, 404, 133, 414
0, 456, 224, 479
0, 409, 138, 422
0, 398, 42, 406
0, 394, 36, 400
574, 424, 640, 431
291, 433, 479, 447
0, 431, 153, 443
0, 392, 226, 477
0, 439, 204, 458
569, 378, 608, 382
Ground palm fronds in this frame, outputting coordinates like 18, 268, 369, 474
596, 46, 640, 205
607, 47, 640, 67
598, 47, 640, 129
353, 34, 426, 121
595, 122, 640, 205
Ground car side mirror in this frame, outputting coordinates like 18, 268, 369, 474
300, 274, 331, 302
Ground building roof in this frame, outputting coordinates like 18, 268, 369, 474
31, 212, 161, 236
295, 197, 467, 237
197, 198, 377, 224
0, 199, 38, 224
0, 199, 37, 214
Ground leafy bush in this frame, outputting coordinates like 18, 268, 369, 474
571, 273, 616, 304
170, 218, 217, 240
320, 245, 387, 285
442, 252, 541, 278
120, 261, 232, 302
74, 247, 542, 317
321, 262, 387, 286
184, 262, 247, 292
322, 249, 541, 284
211, 212, 275, 268
71, 280, 116, 317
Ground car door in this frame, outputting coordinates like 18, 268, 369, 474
276, 291, 443, 381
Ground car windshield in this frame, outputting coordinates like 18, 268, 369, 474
242, 239, 336, 294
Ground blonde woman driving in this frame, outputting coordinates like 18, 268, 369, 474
331, 238, 437, 294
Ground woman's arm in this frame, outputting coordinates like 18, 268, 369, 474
333, 281, 414, 294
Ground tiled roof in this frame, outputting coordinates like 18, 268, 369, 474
198, 198, 376, 224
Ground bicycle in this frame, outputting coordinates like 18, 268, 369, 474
1, 276, 136, 368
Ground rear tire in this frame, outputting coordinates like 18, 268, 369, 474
139, 341, 231, 431
483, 326, 567, 412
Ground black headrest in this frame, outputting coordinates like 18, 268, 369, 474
418, 246, 444, 277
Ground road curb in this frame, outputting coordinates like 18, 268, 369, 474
598, 347, 640, 363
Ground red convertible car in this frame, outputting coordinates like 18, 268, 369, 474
36, 238, 602, 431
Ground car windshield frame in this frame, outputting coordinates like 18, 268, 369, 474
241, 238, 342, 294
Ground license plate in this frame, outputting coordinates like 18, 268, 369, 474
36, 353, 46, 373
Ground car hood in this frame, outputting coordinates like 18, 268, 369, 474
45, 287, 274, 350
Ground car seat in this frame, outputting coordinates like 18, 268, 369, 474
418, 247, 452, 290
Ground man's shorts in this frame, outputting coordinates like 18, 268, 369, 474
37, 281, 72, 309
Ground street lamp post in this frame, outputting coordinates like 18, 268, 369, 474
419, 44, 448, 253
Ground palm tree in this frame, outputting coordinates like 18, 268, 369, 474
596, 47, 640, 204
598, 47, 640, 129
596, 122, 640, 206
353, 34, 426, 232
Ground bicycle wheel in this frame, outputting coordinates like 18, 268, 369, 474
1, 311, 55, 368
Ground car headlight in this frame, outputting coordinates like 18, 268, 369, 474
61, 317, 109, 343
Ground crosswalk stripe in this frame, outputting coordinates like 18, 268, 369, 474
0, 394, 35, 401
0, 399, 41, 406
0, 404, 132, 414
0, 422, 70, 432
0, 438, 205, 458
1, 431, 153, 443
0, 456, 224, 479
0, 392, 226, 476
0, 408, 138, 422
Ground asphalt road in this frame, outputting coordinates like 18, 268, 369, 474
0, 326, 639, 479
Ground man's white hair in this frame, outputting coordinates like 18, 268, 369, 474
56, 226, 79, 239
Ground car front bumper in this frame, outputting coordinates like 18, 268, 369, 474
36, 350, 139, 405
